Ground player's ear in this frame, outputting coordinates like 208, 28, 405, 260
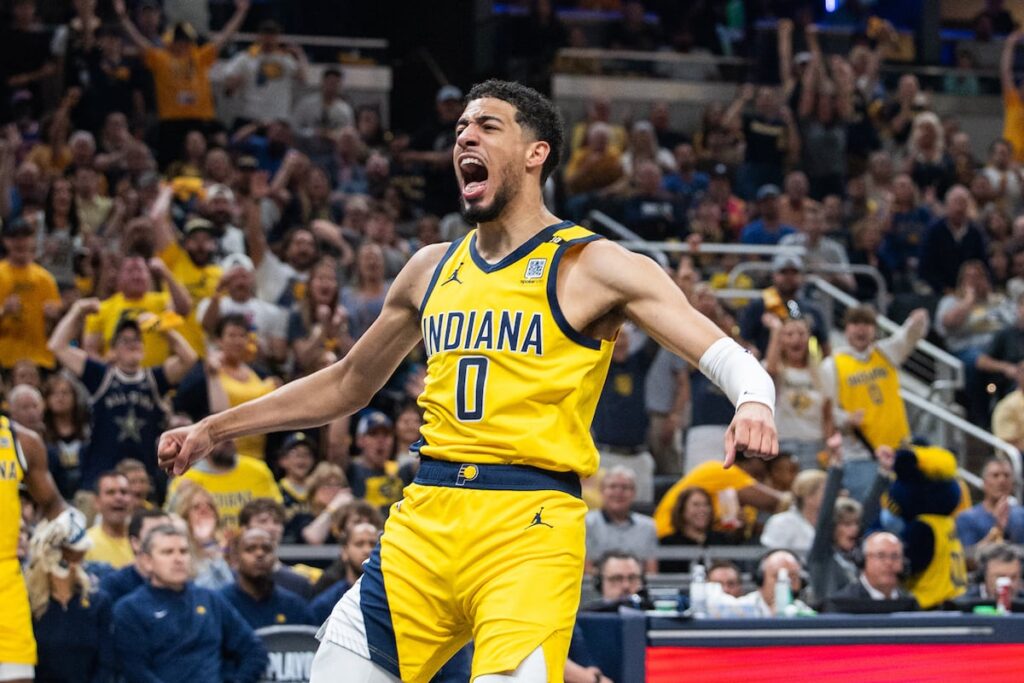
525, 140, 550, 174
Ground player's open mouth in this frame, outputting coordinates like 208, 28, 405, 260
459, 156, 489, 201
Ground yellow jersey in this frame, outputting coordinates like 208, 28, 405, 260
144, 44, 218, 121
158, 242, 221, 356
84, 291, 172, 368
834, 347, 910, 449
906, 513, 967, 609
169, 455, 283, 528
1004, 89, 1024, 163
418, 223, 614, 477
0, 261, 60, 369
0, 416, 25, 561
84, 526, 134, 568
219, 369, 277, 460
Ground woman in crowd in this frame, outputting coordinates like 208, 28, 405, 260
763, 314, 829, 469
207, 313, 280, 460
904, 112, 956, 198
170, 482, 233, 590
659, 487, 731, 573
288, 257, 353, 374
760, 469, 828, 552
340, 243, 392, 340
26, 523, 113, 683
298, 462, 353, 545
42, 373, 89, 499
33, 176, 81, 287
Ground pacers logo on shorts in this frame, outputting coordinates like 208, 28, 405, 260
456, 464, 479, 486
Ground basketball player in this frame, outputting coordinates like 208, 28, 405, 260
158, 80, 778, 682
0, 415, 87, 683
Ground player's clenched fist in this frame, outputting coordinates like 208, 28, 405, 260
158, 421, 214, 476
723, 401, 778, 468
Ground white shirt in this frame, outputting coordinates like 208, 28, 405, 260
224, 50, 301, 122
292, 93, 355, 137
735, 590, 811, 617
255, 252, 305, 305
760, 508, 816, 552
196, 296, 287, 354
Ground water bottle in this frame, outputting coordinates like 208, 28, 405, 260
690, 564, 708, 618
774, 567, 792, 617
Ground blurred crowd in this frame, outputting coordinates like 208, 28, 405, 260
4, 1, 1024, 682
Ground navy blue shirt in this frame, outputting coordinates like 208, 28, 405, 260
34, 589, 114, 683
918, 218, 987, 294
592, 347, 654, 448
79, 359, 171, 488
689, 369, 736, 427
740, 220, 796, 245
309, 580, 351, 624
100, 564, 146, 604
112, 583, 267, 683
220, 583, 315, 630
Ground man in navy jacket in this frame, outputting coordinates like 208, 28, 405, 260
221, 527, 315, 629
112, 525, 267, 683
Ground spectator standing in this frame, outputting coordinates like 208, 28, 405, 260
982, 139, 1023, 216
1000, 30, 1024, 163
49, 301, 197, 489
169, 440, 282, 529
904, 113, 957, 199
339, 244, 392, 340
82, 254, 192, 369
0, 0, 56, 116
221, 527, 315, 628
291, 67, 354, 140
223, 20, 308, 125
113, 0, 250, 168
346, 411, 404, 516
725, 85, 798, 200
740, 184, 796, 245
26, 521, 114, 683
112, 525, 268, 683
738, 254, 829, 358
956, 456, 1024, 552
919, 185, 988, 295
275, 432, 316, 538
821, 306, 928, 500
584, 467, 658, 575
84, 471, 134, 569
763, 315, 829, 469
42, 374, 89, 499
591, 325, 657, 504
880, 174, 932, 289
0, 218, 61, 371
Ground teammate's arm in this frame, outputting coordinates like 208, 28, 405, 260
571, 241, 777, 465
20, 425, 65, 520
158, 244, 448, 475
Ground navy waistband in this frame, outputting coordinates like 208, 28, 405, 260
414, 457, 582, 498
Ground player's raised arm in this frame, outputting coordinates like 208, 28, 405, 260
158, 243, 449, 475
570, 239, 778, 466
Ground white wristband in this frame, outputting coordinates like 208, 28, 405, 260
698, 337, 776, 415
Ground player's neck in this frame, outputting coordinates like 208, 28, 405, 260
474, 199, 560, 262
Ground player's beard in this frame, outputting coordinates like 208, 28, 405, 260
460, 163, 519, 224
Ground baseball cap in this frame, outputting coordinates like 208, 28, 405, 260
138, 0, 161, 10
756, 184, 782, 201
171, 21, 198, 43
794, 51, 812, 66
206, 183, 235, 203
436, 85, 463, 103
357, 410, 393, 436
710, 163, 730, 179
183, 217, 216, 236
280, 431, 317, 455
772, 253, 804, 272
222, 253, 255, 273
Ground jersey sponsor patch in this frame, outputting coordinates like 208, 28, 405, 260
523, 258, 546, 280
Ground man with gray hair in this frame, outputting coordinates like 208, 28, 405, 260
585, 466, 659, 574
112, 524, 267, 683
823, 532, 919, 612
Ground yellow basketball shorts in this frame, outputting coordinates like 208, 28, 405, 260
0, 558, 37, 666
318, 458, 586, 682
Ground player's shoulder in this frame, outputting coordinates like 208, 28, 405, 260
563, 236, 661, 289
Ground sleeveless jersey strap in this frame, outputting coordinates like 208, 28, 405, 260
546, 232, 604, 350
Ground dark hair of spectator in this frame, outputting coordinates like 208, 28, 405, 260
113, 317, 142, 343
239, 497, 287, 527
670, 487, 714, 538
708, 559, 741, 574
215, 312, 251, 339
465, 79, 564, 184
594, 550, 643, 577
44, 176, 81, 238
128, 508, 172, 541
42, 373, 87, 443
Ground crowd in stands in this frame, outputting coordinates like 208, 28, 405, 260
5, 1, 1024, 681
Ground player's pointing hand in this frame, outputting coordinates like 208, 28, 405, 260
723, 402, 778, 468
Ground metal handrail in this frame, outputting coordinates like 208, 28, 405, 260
725, 261, 889, 312
556, 47, 749, 66
588, 211, 670, 268
232, 32, 388, 50
900, 390, 1023, 499
617, 240, 805, 258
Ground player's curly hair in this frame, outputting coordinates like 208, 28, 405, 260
465, 79, 564, 184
